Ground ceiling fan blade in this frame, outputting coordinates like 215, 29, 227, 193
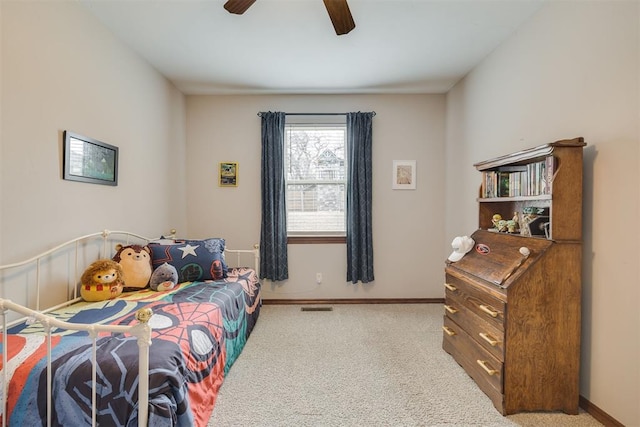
224, 0, 257, 15
323, 0, 355, 35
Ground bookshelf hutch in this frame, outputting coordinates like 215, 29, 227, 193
442, 137, 586, 415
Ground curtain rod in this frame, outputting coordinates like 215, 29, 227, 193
257, 112, 376, 117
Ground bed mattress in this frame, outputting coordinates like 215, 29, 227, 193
1, 267, 261, 427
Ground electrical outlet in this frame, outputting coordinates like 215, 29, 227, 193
316, 273, 322, 284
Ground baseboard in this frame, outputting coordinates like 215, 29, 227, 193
262, 298, 444, 305
579, 395, 624, 426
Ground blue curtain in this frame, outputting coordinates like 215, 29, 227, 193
346, 112, 375, 283
259, 112, 288, 281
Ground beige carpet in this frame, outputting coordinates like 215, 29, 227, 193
209, 304, 601, 426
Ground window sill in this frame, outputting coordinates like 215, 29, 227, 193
288, 236, 346, 244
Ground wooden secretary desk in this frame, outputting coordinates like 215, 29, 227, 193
442, 137, 585, 415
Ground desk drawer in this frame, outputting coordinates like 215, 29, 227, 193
443, 297, 504, 361
442, 316, 504, 411
444, 275, 505, 330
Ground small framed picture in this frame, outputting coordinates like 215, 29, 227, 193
392, 160, 416, 190
219, 162, 238, 187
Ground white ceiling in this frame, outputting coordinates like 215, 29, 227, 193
80, 0, 545, 95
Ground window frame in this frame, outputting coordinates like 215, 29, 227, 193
284, 122, 348, 242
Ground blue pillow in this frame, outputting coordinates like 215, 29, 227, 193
149, 238, 227, 282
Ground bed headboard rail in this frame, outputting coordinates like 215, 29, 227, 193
0, 230, 164, 322
225, 244, 260, 274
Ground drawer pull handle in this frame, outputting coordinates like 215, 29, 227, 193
479, 304, 499, 318
477, 359, 499, 376
479, 332, 499, 346
444, 305, 458, 314
444, 283, 457, 291
442, 326, 456, 336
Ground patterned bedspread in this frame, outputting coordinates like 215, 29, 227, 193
0, 267, 261, 427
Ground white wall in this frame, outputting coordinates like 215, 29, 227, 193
446, 1, 639, 425
186, 94, 446, 299
0, 1, 188, 263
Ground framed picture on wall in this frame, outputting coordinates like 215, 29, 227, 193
392, 160, 416, 190
219, 162, 238, 187
63, 130, 118, 186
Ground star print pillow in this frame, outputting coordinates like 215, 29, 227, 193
148, 238, 228, 283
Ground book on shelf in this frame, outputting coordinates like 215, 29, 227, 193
543, 155, 555, 195
498, 172, 510, 197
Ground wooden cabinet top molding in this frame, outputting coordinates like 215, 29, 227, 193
473, 137, 585, 171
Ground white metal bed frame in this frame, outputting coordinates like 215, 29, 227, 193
0, 229, 259, 427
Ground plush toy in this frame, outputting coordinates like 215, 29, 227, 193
112, 244, 153, 290
80, 259, 124, 302
149, 262, 178, 291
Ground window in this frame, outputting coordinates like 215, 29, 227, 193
285, 124, 347, 237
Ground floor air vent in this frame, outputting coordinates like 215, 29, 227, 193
301, 307, 333, 312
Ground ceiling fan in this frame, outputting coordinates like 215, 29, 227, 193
223, 0, 356, 35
